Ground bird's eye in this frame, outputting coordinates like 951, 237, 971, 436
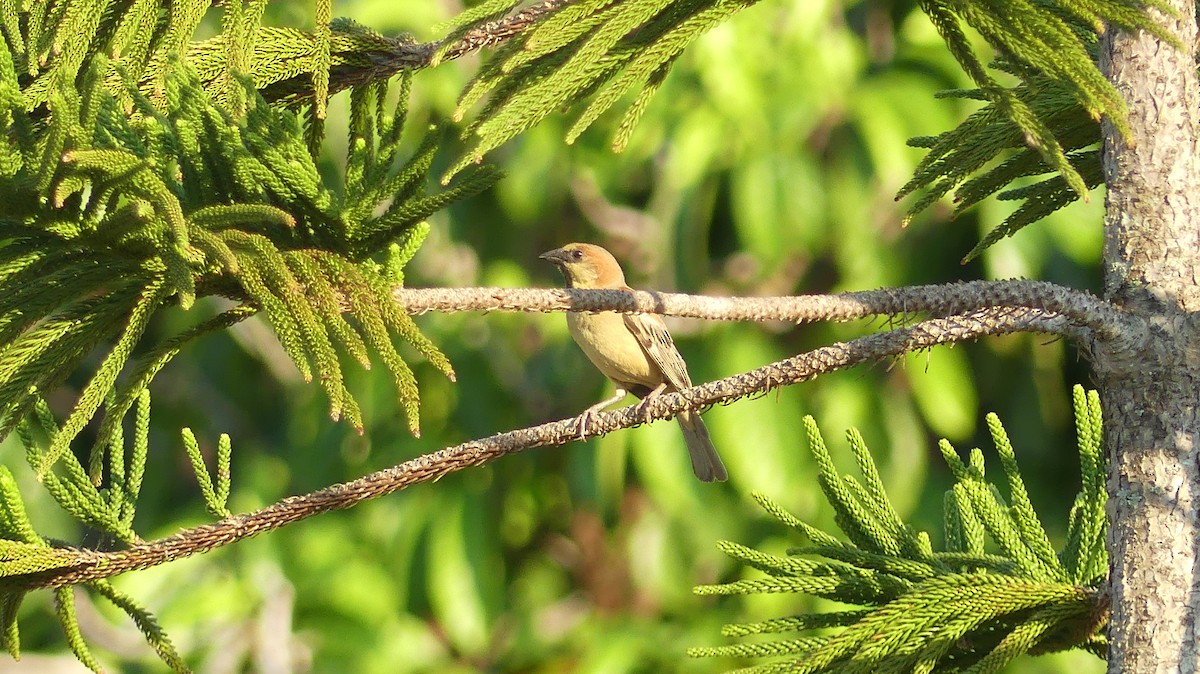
571, 249, 584, 261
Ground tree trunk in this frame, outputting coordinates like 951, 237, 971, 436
1098, 1, 1200, 672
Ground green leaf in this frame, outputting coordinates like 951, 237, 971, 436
698, 395, 1108, 672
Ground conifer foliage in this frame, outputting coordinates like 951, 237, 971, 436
447, 0, 766, 179
447, 0, 1165, 254
0, 0, 496, 668
0, 0, 1169, 670
693, 386, 1107, 673
899, 0, 1171, 260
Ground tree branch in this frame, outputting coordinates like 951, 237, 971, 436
276, 0, 570, 99
434, 0, 571, 63
394, 279, 1140, 341
17, 305, 1069, 589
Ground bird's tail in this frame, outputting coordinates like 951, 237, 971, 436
677, 411, 728, 482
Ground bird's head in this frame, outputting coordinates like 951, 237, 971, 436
539, 243, 626, 289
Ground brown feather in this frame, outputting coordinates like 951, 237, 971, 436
542, 242, 728, 482
622, 310, 691, 391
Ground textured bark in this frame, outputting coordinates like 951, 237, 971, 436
1098, 2, 1200, 672
391, 280, 1130, 336
14, 307, 1068, 589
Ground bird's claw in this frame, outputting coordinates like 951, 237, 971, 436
572, 389, 628, 440
572, 409, 597, 440
634, 397, 655, 424
635, 383, 668, 425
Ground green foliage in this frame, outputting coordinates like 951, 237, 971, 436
0, 390, 189, 671
14, 0, 419, 115
447, 0, 763, 180
446, 0, 1161, 255
693, 386, 1107, 673
900, 0, 1170, 259
0, 0, 500, 451
0, 1, 1120, 671
19, 394, 147, 545
182, 427, 232, 519
0, 2, 500, 670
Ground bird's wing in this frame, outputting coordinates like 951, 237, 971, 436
623, 311, 693, 390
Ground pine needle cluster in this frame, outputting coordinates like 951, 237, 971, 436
3, 392, 189, 670
445, 0, 764, 180
0, 1, 1145, 670
0, 2, 498, 670
444, 1, 1164, 253
0, 0, 500, 457
899, 0, 1171, 259
693, 386, 1107, 673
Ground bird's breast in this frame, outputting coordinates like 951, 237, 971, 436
566, 311, 662, 388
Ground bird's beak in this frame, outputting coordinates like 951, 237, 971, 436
539, 248, 570, 266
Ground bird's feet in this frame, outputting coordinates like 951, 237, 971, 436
633, 383, 669, 424
572, 408, 598, 441
572, 388, 630, 440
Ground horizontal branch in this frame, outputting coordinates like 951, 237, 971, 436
394, 279, 1140, 341
18, 305, 1068, 589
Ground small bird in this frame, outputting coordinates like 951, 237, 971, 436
539, 243, 728, 482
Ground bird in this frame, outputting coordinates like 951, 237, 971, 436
539, 242, 728, 482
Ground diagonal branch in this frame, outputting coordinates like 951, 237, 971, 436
16, 305, 1069, 590
286, 0, 570, 99
393, 279, 1141, 342
434, 0, 572, 62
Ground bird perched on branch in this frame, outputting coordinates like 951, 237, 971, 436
539, 243, 727, 482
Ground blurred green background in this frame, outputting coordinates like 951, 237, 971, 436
0, 0, 1107, 672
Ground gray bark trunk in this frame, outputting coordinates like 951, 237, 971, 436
1098, 1, 1200, 672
